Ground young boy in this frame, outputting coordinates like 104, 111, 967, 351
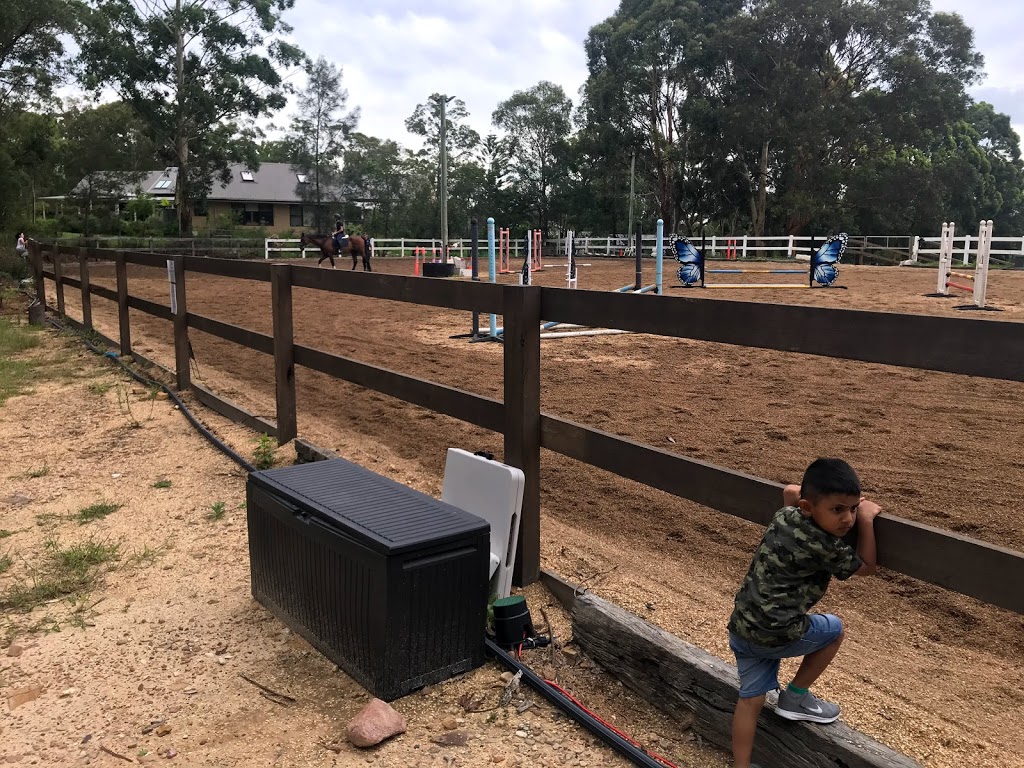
729, 458, 879, 768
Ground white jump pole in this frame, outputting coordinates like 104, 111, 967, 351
487, 218, 497, 338
566, 230, 577, 290
938, 219, 992, 308
937, 222, 954, 295
540, 329, 631, 340
974, 219, 992, 308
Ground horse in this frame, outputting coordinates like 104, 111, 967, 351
298, 232, 373, 271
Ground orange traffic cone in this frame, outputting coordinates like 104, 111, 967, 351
414, 248, 421, 276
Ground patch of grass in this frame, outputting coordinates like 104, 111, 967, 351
0, 319, 83, 405
0, 317, 41, 357
151, 479, 172, 489
76, 502, 122, 525
54, 538, 121, 571
207, 501, 226, 521
0, 551, 13, 574
0, 536, 121, 611
253, 433, 275, 470
0, 529, 15, 539
88, 381, 112, 395
27, 466, 49, 479
0, 356, 37, 406
129, 539, 172, 567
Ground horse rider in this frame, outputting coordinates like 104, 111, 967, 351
332, 216, 349, 254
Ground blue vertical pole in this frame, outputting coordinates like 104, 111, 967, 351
488, 217, 497, 338
656, 219, 664, 294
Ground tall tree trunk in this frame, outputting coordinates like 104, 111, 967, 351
173, 7, 192, 236
754, 139, 769, 239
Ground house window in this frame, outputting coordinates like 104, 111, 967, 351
153, 179, 172, 190
289, 205, 318, 227
240, 170, 255, 182
231, 202, 274, 225
193, 199, 208, 217
296, 174, 307, 184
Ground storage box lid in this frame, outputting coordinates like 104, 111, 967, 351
249, 458, 489, 555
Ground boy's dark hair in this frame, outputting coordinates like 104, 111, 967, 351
800, 458, 861, 500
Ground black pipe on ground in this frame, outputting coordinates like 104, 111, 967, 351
485, 638, 670, 768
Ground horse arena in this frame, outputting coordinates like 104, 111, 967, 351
50, 256, 1024, 768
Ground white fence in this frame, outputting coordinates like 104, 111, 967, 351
267, 231, 1024, 267
910, 231, 1024, 268
264, 237, 526, 260
266, 234, 860, 262
561, 234, 841, 261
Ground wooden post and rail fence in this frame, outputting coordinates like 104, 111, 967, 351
25, 240, 1024, 613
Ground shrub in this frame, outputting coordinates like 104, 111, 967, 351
0, 251, 29, 281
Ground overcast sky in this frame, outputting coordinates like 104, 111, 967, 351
276, 0, 1023, 148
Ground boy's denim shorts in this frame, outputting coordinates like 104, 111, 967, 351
729, 613, 843, 698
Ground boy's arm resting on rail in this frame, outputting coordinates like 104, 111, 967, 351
854, 499, 880, 577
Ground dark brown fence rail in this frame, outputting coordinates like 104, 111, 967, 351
29, 241, 1024, 613
542, 288, 1024, 382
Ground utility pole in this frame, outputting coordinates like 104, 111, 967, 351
439, 94, 455, 262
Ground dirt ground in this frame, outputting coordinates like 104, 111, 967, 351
27, 255, 1024, 767
0, 302, 729, 767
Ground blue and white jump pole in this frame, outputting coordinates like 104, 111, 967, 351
488, 217, 497, 338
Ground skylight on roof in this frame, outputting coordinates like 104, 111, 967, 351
240, 170, 255, 182
296, 173, 307, 183
153, 179, 171, 189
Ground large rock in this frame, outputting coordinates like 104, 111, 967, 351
345, 698, 407, 748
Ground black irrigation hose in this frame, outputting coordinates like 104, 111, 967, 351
44, 312, 257, 473
485, 638, 669, 768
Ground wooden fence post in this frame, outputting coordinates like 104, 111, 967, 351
78, 247, 92, 328
30, 242, 46, 307
53, 250, 65, 317
503, 284, 541, 587
271, 264, 297, 445
172, 255, 190, 391
115, 251, 131, 355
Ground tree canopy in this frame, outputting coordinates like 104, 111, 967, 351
77, 0, 304, 234
2, 0, 1022, 241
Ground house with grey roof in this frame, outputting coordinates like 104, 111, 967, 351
141, 163, 343, 231
64, 163, 344, 232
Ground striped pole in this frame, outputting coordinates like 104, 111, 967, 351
488, 218, 497, 338
655, 219, 664, 294
704, 283, 811, 290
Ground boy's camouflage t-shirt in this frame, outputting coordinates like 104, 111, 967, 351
728, 506, 862, 647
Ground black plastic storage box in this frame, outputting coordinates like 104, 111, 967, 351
246, 458, 490, 701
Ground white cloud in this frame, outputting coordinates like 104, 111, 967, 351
63, 1, 1024, 150
277, 1, 1024, 148
277, 1, 619, 147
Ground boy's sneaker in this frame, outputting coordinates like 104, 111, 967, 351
776, 689, 840, 724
